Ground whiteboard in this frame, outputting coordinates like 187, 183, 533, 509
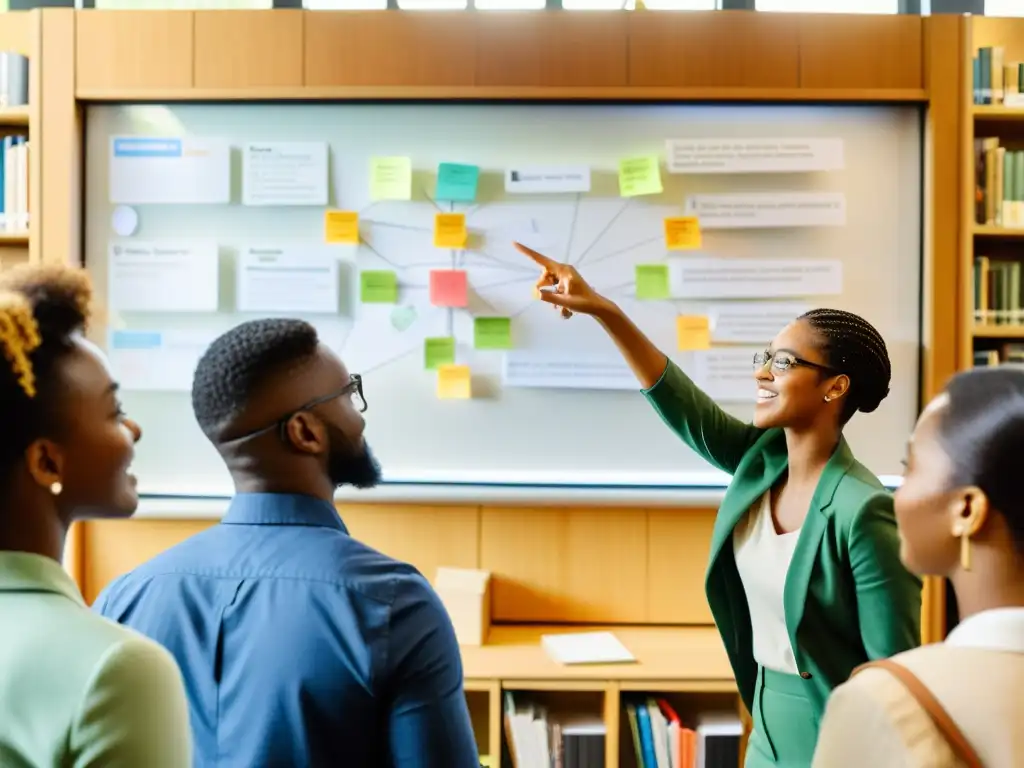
83, 104, 922, 497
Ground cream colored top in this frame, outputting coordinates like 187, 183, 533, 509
814, 607, 1024, 768
732, 491, 801, 675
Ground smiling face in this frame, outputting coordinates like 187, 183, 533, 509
752, 320, 850, 430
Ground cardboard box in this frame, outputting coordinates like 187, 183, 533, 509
434, 567, 491, 647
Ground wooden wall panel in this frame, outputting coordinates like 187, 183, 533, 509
627, 12, 799, 89
476, 14, 627, 88
647, 508, 715, 624
0, 10, 36, 58
340, 504, 479, 582
972, 16, 1024, 60
193, 11, 303, 90
479, 507, 649, 623
76, 11, 193, 93
798, 14, 923, 91
304, 13, 476, 88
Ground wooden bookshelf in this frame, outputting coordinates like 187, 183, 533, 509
975, 224, 1024, 237
973, 323, 1024, 338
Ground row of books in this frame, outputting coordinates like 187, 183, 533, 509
974, 255, 1023, 326
973, 45, 1024, 106
973, 137, 1024, 228
974, 344, 1024, 367
0, 52, 28, 108
0, 133, 29, 234
500, 691, 740, 768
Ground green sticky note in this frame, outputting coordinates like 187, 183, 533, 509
618, 155, 663, 197
635, 264, 670, 300
360, 270, 398, 303
370, 156, 412, 201
435, 163, 479, 202
474, 317, 512, 350
424, 336, 456, 370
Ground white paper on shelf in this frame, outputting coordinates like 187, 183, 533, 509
541, 632, 636, 665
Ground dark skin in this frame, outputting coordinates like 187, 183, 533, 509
0, 337, 141, 562
514, 242, 852, 535
895, 394, 1024, 620
215, 343, 368, 501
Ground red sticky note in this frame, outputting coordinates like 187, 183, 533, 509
430, 270, 468, 308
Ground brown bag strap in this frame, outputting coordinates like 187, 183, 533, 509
852, 659, 984, 768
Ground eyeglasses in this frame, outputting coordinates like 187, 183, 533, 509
227, 374, 366, 444
753, 350, 838, 376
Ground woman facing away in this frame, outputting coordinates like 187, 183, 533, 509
814, 366, 1024, 768
514, 243, 922, 768
0, 263, 192, 767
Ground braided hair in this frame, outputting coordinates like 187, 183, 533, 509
0, 263, 92, 480
799, 308, 891, 423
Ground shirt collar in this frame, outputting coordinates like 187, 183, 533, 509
0, 551, 86, 607
945, 607, 1024, 653
222, 493, 349, 533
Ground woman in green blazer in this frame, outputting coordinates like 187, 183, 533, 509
0, 264, 192, 767
515, 243, 922, 767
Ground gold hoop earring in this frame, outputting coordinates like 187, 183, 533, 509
49, 481, 62, 497
960, 529, 972, 571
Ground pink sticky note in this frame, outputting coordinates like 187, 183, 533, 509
430, 270, 468, 308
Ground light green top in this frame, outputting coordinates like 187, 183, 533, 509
0, 551, 192, 768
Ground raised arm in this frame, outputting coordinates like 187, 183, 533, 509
384, 576, 480, 768
513, 242, 762, 473
70, 637, 193, 768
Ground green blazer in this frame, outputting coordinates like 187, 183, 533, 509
644, 361, 922, 716
0, 551, 192, 767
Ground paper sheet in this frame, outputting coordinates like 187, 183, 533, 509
108, 241, 219, 313
684, 192, 846, 229
670, 258, 842, 299
109, 137, 230, 205
242, 141, 329, 206
236, 246, 339, 314
665, 138, 844, 174
541, 631, 636, 665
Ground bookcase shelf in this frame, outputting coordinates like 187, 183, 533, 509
973, 324, 1024, 338
973, 105, 1024, 121
974, 224, 1024, 237
0, 105, 29, 127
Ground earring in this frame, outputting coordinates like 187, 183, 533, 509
824, 395, 832, 402
49, 481, 62, 497
960, 528, 972, 571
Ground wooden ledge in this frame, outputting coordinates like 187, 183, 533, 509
461, 624, 734, 690
74, 86, 929, 103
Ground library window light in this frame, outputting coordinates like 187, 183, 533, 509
755, 0, 896, 11
563, 0, 714, 9
92, 0, 272, 7
476, 0, 546, 10
397, 0, 468, 8
986, 0, 1024, 16
304, 0, 387, 8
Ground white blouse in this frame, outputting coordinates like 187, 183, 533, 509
733, 491, 801, 675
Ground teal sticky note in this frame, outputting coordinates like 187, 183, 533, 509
435, 163, 480, 202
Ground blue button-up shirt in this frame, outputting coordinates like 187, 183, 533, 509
93, 493, 480, 768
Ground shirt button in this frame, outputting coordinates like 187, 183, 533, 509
800, 671, 812, 679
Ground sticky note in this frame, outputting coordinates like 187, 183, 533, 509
437, 364, 472, 399
424, 337, 456, 370
474, 317, 512, 350
435, 163, 480, 202
676, 315, 711, 351
324, 210, 360, 244
664, 216, 702, 250
390, 305, 417, 332
635, 264, 670, 300
434, 213, 467, 248
360, 270, 398, 304
430, 270, 468, 308
618, 155, 663, 197
369, 156, 412, 201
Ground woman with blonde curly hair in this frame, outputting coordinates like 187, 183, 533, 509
0, 263, 192, 767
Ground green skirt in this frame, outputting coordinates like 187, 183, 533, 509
745, 666, 821, 768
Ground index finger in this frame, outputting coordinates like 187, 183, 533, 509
512, 241, 558, 270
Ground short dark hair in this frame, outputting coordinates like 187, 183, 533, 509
937, 366, 1024, 556
799, 308, 892, 423
0, 264, 92, 479
191, 318, 320, 436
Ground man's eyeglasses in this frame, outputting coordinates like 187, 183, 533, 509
227, 374, 366, 444
753, 350, 838, 376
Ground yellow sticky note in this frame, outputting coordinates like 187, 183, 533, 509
369, 156, 412, 201
325, 210, 359, 244
437, 364, 472, 399
434, 213, 467, 248
664, 217, 702, 250
677, 315, 711, 351
618, 155, 663, 197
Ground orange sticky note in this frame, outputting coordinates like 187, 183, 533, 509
676, 315, 711, 351
664, 217, 702, 251
430, 270, 468, 307
434, 213, 467, 248
437, 364, 472, 399
325, 210, 360, 244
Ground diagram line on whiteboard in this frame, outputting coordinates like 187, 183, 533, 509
572, 200, 630, 268
447, 307, 454, 336
564, 192, 581, 263
364, 220, 432, 234
362, 345, 419, 377
471, 248, 537, 275
584, 234, 663, 268
423, 188, 445, 214
357, 237, 401, 269
473, 274, 538, 292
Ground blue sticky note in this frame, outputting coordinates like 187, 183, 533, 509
435, 163, 480, 203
